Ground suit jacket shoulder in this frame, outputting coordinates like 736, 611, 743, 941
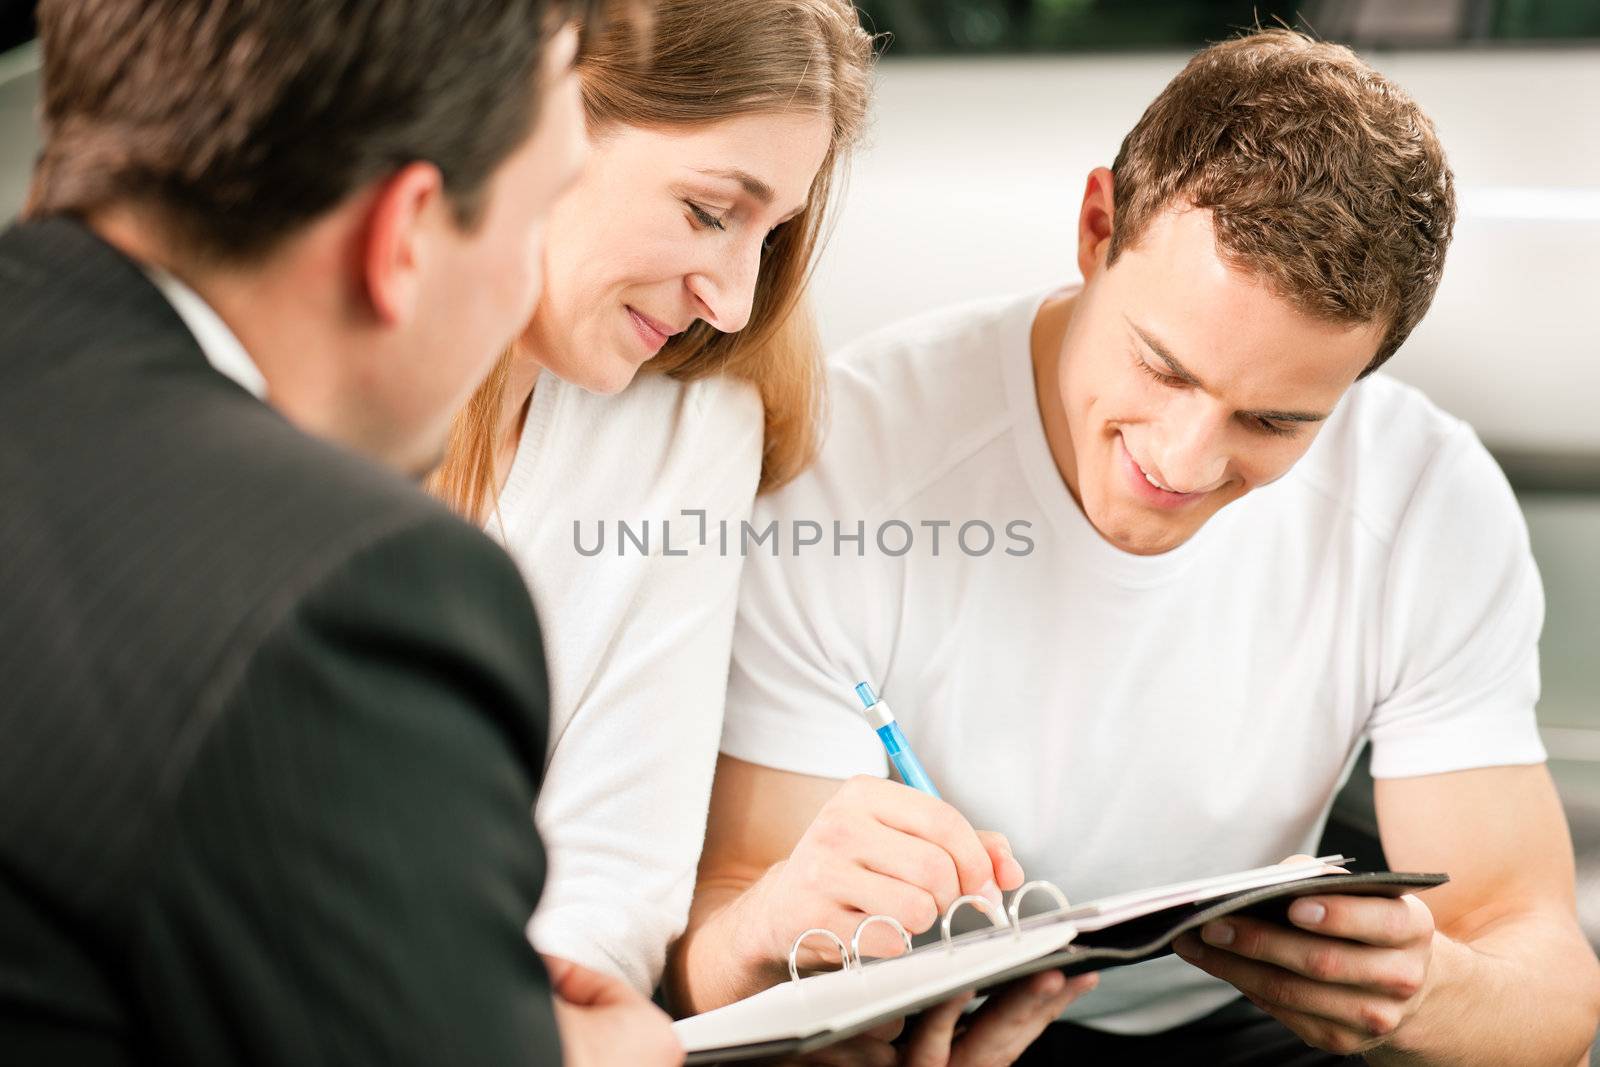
0, 218, 558, 1065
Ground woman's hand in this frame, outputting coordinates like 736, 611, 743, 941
546, 954, 683, 1067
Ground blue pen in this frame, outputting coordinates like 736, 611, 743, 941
855, 681, 941, 798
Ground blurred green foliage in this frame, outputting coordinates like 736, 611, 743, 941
856, 0, 1600, 54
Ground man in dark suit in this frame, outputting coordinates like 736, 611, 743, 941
0, 1, 33, 54
0, 2, 678, 1064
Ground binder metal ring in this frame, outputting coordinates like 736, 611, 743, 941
788, 927, 850, 984
1007, 880, 1071, 933
850, 913, 914, 970
940, 893, 1011, 952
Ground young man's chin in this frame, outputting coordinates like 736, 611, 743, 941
1086, 455, 1242, 555
1088, 495, 1210, 556
1107, 523, 1192, 556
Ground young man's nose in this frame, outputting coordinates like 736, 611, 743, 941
1154, 403, 1230, 493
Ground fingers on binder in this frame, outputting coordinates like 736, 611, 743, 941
677, 862, 1448, 1063
787, 879, 1075, 983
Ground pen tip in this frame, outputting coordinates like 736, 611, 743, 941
854, 681, 877, 708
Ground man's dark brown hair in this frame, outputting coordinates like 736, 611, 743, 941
1109, 28, 1457, 375
26, 0, 609, 261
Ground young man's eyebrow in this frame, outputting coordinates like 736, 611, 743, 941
1246, 407, 1329, 423
1127, 317, 1331, 423
1129, 320, 1204, 386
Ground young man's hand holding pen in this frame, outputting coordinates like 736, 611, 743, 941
740, 773, 1025, 967
670, 679, 1100, 1060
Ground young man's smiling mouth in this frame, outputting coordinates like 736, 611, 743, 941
1117, 433, 1208, 510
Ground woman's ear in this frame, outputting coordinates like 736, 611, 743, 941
1076, 166, 1116, 283
360, 161, 447, 326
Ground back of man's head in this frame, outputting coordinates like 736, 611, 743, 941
26, 0, 593, 262
1108, 28, 1456, 375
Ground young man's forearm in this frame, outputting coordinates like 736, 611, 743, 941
666, 875, 785, 1017
1372, 911, 1599, 1067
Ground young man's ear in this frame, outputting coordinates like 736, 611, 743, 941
361, 161, 447, 326
1077, 166, 1116, 283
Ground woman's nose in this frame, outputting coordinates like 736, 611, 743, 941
685, 239, 762, 334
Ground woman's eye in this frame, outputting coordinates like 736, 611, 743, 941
686, 201, 727, 232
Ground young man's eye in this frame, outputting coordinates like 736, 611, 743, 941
1136, 356, 1185, 388
1251, 416, 1298, 438
686, 201, 727, 232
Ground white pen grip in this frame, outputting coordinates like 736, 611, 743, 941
862, 699, 895, 730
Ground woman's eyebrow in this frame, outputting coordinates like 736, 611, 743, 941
693, 166, 775, 204
692, 167, 808, 223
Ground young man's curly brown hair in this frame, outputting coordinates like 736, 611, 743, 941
1108, 28, 1456, 375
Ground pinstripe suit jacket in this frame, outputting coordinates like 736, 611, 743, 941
0, 218, 562, 1066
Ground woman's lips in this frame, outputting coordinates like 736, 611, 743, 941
625, 306, 672, 355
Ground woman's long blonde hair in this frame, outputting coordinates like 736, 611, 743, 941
428, 0, 876, 520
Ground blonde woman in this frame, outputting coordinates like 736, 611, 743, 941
429, 0, 873, 995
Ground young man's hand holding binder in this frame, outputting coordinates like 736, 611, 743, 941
792, 972, 1099, 1067
1171, 880, 1435, 1058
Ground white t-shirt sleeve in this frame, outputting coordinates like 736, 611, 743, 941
528, 378, 763, 993
1366, 423, 1547, 778
720, 430, 895, 782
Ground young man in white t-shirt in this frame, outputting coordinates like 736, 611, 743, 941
668, 28, 1600, 1066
